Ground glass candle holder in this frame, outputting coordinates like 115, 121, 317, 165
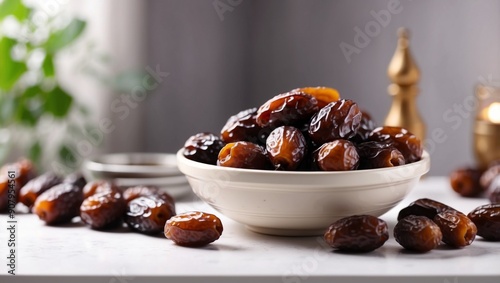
474, 84, 500, 169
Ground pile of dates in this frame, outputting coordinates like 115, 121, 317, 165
0, 159, 223, 247
449, 161, 500, 203
183, 87, 423, 171
324, 198, 500, 253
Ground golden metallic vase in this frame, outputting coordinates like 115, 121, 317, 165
384, 28, 426, 142
474, 84, 500, 169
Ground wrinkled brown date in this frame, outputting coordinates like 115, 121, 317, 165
19, 172, 63, 209
397, 198, 453, 221
266, 126, 307, 170
449, 167, 485, 197
394, 215, 443, 252
308, 99, 362, 145
256, 91, 319, 128
83, 180, 119, 199
467, 204, 500, 241
123, 185, 175, 214
221, 108, 268, 144
63, 172, 87, 190
164, 211, 223, 247
314, 140, 359, 171
0, 159, 36, 212
218, 141, 270, 169
183, 132, 225, 165
433, 210, 477, 247
480, 164, 500, 189
350, 111, 376, 143
323, 215, 389, 252
357, 141, 405, 169
368, 126, 423, 163
126, 195, 175, 234
80, 190, 126, 230
294, 86, 340, 109
33, 183, 83, 225
489, 176, 500, 204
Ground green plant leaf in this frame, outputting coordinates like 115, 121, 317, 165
44, 19, 86, 53
23, 85, 42, 98
0, 37, 27, 91
42, 54, 55, 77
44, 86, 73, 118
29, 140, 42, 164
58, 144, 77, 167
0, 0, 30, 21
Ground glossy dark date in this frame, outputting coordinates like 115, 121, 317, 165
308, 99, 362, 145
368, 126, 423, 163
183, 132, 225, 165
256, 91, 319, 128
323, 215, 389, 252
357, 141, 405, 169
313, 140, 359, 171
266, 126, 307, 170
218, 141, 270, 169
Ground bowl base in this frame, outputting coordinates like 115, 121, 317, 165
246, 225, 325, 237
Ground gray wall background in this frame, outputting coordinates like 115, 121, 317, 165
130, 0, 500, 176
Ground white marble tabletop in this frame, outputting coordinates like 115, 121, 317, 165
1, 177, 499, 283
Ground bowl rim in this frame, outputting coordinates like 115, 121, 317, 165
176, 148, 430, 176
85, 152, 181, 175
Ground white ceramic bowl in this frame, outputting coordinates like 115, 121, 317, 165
176, 149, 430, 236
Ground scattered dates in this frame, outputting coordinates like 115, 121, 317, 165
394, 215, 443, 252
433, 210, 477, 247
467, 204, 500, 241
323, 215, 389, 252
184, 86, 423, 171
33, 183, 84, 225
126, 195, 175, 234
165, 211, 223, 247
449, 168, 485, 197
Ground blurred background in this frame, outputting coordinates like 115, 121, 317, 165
1, 0, 500, 175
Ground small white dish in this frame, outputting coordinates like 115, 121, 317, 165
85, 153, 181, 178
176, 149, 430, 236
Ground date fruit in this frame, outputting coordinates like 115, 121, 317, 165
218, 141, 270, 169
63, 172, 87, 190
313, 140, 359, 171
256, 91, 319, 128
394, 215, 443, 252
123, 185, 175, 214
480, 164, 500, 190
467, 204, 500, 241
221, 108, 268, 144
295, 86, 340, 109
164, 211, 223, 247
449, 167, 485, 197
357, 141, 405, 169
83, 180, 118, 199
368, 126, 423, 163
80, 190, 126, 229
489, 176, 500, 204
0, 159, 36, 212
350, 111, 376, 143
308, 99, 362, 145
433, 210, 477, 247
33, 183, 84, 225
126, 195, 175, 234
183, 132, 225, 165
266, 126, 307, 170
397, 198, 453, 221
19, 172, 63, 209
323, 215, 389, 252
